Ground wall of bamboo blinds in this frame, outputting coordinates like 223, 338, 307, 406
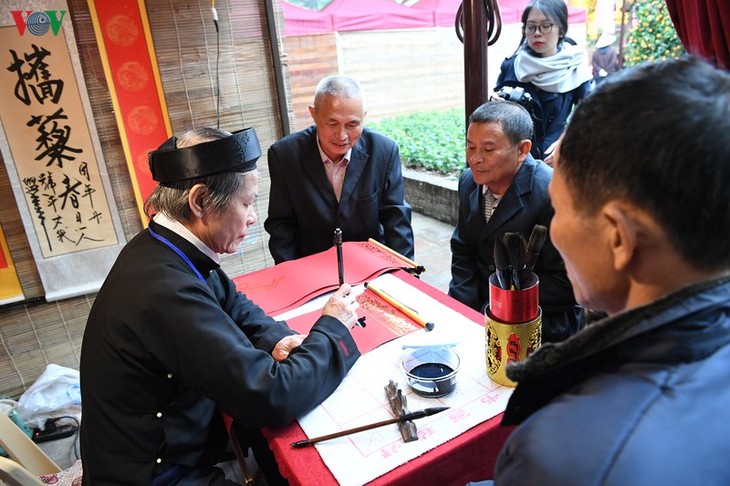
0, 0, 286, 399
145, 0, 281, 276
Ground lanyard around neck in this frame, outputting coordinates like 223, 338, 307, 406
147, 226, 207, 283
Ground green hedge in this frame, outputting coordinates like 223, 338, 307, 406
368, 108, 466, 176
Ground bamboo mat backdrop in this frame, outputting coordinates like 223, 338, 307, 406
0, 0, 286, 399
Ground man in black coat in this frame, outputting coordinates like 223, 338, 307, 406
265, 75, 414, 264
448, 101, 581, 343
80, 127, 361, 485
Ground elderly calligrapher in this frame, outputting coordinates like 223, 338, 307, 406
80, 126, 361, 485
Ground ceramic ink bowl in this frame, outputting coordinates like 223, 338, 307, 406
401, 346, 460, 398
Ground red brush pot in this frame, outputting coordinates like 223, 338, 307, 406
488, 272, 539, 324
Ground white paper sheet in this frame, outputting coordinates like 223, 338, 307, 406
297, 273, 513, 485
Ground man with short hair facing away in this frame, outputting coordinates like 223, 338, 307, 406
493, 56, 730, 484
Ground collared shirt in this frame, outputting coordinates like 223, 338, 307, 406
317, 138, 352, 202
153, 212, 221, 265
482, 185, 503, 222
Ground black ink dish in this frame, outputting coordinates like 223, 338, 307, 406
401, 346, 460, 398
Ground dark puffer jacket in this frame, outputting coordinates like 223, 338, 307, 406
495, 276, 730, 485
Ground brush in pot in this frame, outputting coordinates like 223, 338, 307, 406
493, 236, 511, 290
503, 232, 527, 290
524, 224, 548, 272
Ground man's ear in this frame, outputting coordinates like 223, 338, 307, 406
518, 139, 532, 161
188, 184, 208, 218
308, 104, 316, 121
602, 202, 638, 272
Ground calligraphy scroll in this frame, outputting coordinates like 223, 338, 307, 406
0, 0, 126, 301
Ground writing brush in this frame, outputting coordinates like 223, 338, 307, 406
291, 406, 449, 448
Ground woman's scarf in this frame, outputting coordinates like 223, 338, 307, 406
514, 43, 592, 93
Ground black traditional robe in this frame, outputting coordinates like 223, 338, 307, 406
80, 220, 359, 484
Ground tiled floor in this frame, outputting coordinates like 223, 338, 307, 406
411, 212, 455, 294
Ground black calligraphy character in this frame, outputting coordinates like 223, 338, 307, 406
7, 50, 31, 105
22, 177, 52, 251
37, 171, 56, 193
72, 229, 103, 246
75, 211, 82, 224
6, 45, 64, 106
57, 226, 103, 245
45, 192, 58, 213
52, 215, 63, 230
27, 108, 82, 168
59, 174, 82, 210
82, 183, 96, 209
56, 228, 72, 244
88, 210, 103, 224
79, 162, 90, 181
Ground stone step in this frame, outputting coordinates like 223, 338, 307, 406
403, 168, 460, 226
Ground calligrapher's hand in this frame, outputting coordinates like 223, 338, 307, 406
322, 283, 360, 329
272, 334, 306, 361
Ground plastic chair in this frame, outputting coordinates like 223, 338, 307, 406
0, 456, 45, 485
0, 412, 60, 476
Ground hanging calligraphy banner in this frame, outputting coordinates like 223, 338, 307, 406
88, 0, 172, 224
0, 0, 126, 301
0, 223, 24, 305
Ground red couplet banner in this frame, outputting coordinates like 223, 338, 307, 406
87, 0, 171, 225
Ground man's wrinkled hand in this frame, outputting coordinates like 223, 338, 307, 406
272, 334, 306, 361
322, 283, 360, 329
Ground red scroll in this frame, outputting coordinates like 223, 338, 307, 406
87, 0, 172, 224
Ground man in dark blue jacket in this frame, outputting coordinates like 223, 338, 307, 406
265, 75, 414, 264
493, 56, 730, 484
449, 101, 581, 343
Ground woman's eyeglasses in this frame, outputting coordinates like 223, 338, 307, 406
524, 22, 554, 35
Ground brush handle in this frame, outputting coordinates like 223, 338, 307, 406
493, 237, 511, 290
495, 268, 511, 290
334, 228, 344, 285
524, 225, 547, 272
511, 268, 522, 290
524, 252, 539, 272
502, 232, 527, 292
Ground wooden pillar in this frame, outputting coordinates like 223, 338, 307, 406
463, 0, 489, 127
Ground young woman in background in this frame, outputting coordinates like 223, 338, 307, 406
494, 0, 592, 162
